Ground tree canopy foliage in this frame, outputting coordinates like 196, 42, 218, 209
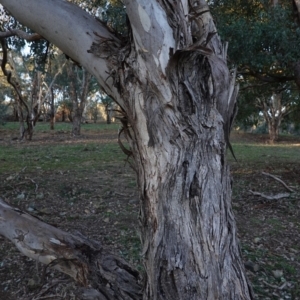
211, 0, 300, 78
210, 0, 300, 138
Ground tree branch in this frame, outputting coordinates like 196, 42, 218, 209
262, 172, 295, 193
0, 198, 142, 299
249, 190, 290, 200
0, 38, 29, 113
0, 0, 123, 104
239, 69, 295, 84
0, 29, 43, 41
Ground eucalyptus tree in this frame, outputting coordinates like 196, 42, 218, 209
210, 0, 300, 141
0, 41, 44, 140
38, 52, 67, 130
86, 94, 100, 123
0, 41, 66, 139
66, 62, 92, 135
0, 63, 11, 124
236, 81, 300, 140
0, 1, 254, 299
0, 95, 7, 124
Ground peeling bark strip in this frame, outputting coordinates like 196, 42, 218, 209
0, 198, 142, 299
0, 0, 254, 299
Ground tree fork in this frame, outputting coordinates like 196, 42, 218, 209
0, 0, 255, 298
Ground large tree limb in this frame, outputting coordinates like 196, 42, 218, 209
0, 0, 123, 105
0, 38, 29, 113
239, 69, 295, 84
0, 198, 142, 299
0, 29, 42, 41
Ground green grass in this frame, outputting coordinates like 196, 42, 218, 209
0, 121, 120, 133
0, 143, 126, 174
228, 143, 300, 166
0, 122, 125, 175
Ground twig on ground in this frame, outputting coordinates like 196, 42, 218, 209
26, 177, 39, 192
32, 279, 70, 300
262, 172, 294, 192
32, 295, 63, 300
262, 280, 287, 290
249, 190, 290, 200
115, 192, 128, 197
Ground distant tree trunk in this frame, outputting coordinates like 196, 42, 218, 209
16, 96, 25, 139
25, 71, 43, 141
24, 117, 34, 141
267, 118, 281, 143
106, 104, 112, 124
12, 104, 18, 121
258, 93, 291, 143
67, 64, 91, 136
50, 88, 55, 130
61, 109, 66, 122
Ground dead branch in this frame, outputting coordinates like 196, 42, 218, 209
0, 198, 142, 299
0, 29, 43, 41
249, 190, 290, 200
262, 172, 294, 192
31, 279, 71, 300
25, 177, 39, 192
262, 280, 287, 290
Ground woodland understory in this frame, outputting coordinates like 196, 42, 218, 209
0, 129, 299, 300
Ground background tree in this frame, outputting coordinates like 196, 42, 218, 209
0, 62, 11, 124
86, 95, 100, 123
0, 94, 7, 124
210, 0, 300, 141
101, 94, 114, 124
0, 41, 65, 139
0, 1, 254, 298
66, 63, 91, 135
41, 53, 67, 130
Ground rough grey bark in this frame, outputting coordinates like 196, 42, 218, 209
0, 0, 254, 299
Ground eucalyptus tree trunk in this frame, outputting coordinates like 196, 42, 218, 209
16, 96, 25, 139
50, 87, 55, 130
258, 93, 291, 143
105, 104, 112, 124
267, 116, 281, 143
26, 71, 42, 140
0, 0, 253, 298
67, 63, 91, 136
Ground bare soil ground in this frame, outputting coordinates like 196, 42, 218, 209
0, 127, 299, 299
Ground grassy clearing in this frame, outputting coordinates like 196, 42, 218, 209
1, 125, 300, 299
228, 143, 300, 166
0, 142, 125, 174
228, 133, 300, 299
0, 121, 120, 133
0, 122, 125, 175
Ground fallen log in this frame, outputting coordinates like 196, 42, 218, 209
0, 198, 142, 299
